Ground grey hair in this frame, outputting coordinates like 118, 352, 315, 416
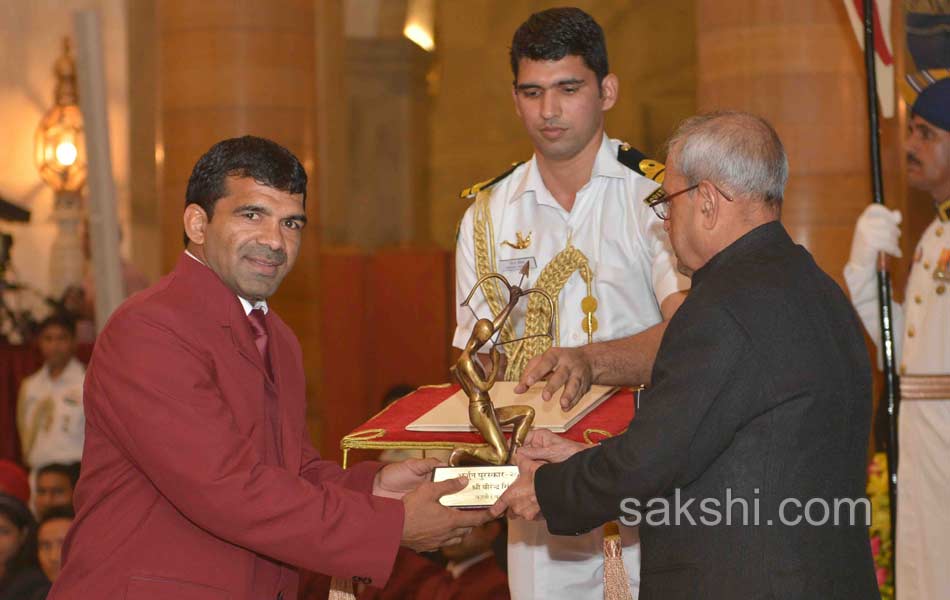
665, 111, 789, 207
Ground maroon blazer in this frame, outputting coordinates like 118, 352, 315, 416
50, 253, 404, 600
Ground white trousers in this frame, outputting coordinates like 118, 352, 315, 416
507, 519, 640, 599
895, 400, 950, 599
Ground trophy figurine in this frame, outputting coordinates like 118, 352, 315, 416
433, 264, 554, 507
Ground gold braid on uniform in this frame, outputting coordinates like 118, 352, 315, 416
472, 190, 518, 345
468, 161, 597, 381
504, 244, 593, 381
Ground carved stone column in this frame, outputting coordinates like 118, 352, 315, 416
343, 38, 431, 248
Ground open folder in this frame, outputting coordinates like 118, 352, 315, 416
406, 382, 618, 433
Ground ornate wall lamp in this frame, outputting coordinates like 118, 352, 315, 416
35, 38, 87, 295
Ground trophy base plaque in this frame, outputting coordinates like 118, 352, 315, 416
432, 465, 520, 509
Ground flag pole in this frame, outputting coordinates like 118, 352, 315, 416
861, 0, 900, 581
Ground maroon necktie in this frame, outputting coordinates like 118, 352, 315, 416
247, 308, 273, 379
248, 308, 281, 465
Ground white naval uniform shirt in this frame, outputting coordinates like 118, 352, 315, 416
845, 217, 950, 600
18, 357, 86, 469
453, 135, 689, 600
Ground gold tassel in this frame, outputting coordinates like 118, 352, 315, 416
603, 522, 633, 600
328, 576, 356, 600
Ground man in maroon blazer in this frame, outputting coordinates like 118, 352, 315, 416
49, 136, 487, 600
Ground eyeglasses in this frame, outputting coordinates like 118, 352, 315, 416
647, 182, 733, 221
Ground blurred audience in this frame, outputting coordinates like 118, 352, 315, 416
32, 505, 74, 598
33, 463, 79, 518
0, 462, 29, 506
0, 493, 46, 600
16, 315, 85, 473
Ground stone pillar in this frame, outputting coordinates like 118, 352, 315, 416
343, 37, 431, 248
695, 1, 910, 287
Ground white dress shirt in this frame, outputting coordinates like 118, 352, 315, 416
18, 357, 86, 469
454, 135, 684, 350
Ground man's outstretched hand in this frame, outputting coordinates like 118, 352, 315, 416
373, 458, 441, 500
514, 346, 593, 410
518, 428, 589, 464
401, 477, 493, 552
490, 451, 543, 521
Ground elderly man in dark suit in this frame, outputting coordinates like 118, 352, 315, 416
49, 136, 487, 600
493, 112, 880, 599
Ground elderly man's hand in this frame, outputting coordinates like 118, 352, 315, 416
373, 457, 442, 500
490, 452, 543, 521
514, 346, 593, 410
518, 429, 589, 464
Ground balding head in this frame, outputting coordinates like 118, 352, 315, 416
667, 111, 788, 209
661, 111, 787, 275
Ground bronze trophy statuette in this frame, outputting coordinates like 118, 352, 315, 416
433, 264, 554, 508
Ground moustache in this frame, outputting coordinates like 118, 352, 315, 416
907, 153, 922, 167
245, 248, 287, 266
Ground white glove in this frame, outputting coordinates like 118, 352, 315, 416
848, 204, 903, 269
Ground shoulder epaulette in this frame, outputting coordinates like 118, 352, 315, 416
937, 197, 950, 223
617, 143, 665, 184
459, 162, 524, 199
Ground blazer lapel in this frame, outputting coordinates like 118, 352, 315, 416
227, 302, 270, 381
268, 320, 302, 475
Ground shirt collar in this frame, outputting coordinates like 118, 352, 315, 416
511, 134, 624, 205
184, 250, 268, 315
44, 357, 83, 381
446, 551, 493, 579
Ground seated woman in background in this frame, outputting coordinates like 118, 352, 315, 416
0, 493, 47, 600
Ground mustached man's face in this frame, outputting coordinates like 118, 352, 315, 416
906, 115, 950, 197
185, 176, 307, 302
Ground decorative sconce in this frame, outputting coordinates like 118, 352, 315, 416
35, 38, 86, 296
35, 38, 86, 193
404, 0, 435, 52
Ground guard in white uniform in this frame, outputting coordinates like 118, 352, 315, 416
844, 77, 950, 600
453, 9, 688, 599
17, 316, 85, 470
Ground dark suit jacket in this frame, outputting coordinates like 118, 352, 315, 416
536, 222, 879, 599
50, 253, 404, 600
